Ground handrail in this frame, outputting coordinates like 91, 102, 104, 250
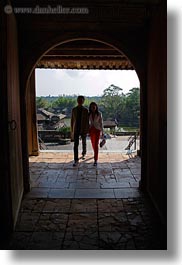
38, 136, 48, 150
125, 131, 139, 151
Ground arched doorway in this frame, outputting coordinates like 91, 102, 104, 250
1, 0, 166, 249
24, 38, 142, 195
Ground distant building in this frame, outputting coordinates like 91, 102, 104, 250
103, 120, 117, 135
61, 107, 72, 117
37, 108, 66, 130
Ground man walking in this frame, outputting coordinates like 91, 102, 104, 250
71, 95, 89, 166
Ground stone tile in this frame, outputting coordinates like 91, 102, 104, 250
115, 175, 135, 182
10, 194, 165, 250
119, 163, 130, 169
70, 199, 97, 213
133, 174, 141, 181
57, 170, 67, 177
77, 170, 85, 177
97, 174, 116, 183
97, 177, 117, 185
28, 152, 141, 199
20, 199, 38, 213
43, 199, 71, 213
130, 168, 141, 174
97, 163, 112, 169
65, 175, 78, 182
29, 156, 38, 162
9, 232, 33, 250
51, 158, 67, 163
75, 189, 115, 198
87, 169, 98, 175
127, 211, 143, 227
48, 189, 75, 198
114, 188, 141, 199
122, 199, 143, 212
28, 232, 64, 250
30, 169, 43, 175
67, 213, 97, 233
63, 231, 99, 250
110, 162, 123, 169
99, 231, 133, 250
25, 188, 50, 198
38, 181, 70, 189
30, 163, 48, 170
69, 182, 100, 189
15, 213, 40, 231
29, 174, 40, 182
129, 181, 139, 188
98, 199, 124, 213
35, 213, 69, 231
113, 168, 132, 176
13, 153, 163, 249
77, 176, 97, 183
62, 238, 83, 250
96, 168, 113, 175
101, 182, 130, 188
98, 212, 129, 232
66, 169, 78, 176
31, 199, 46, 213
39, 170, 59, 180
47, 163, 64, 169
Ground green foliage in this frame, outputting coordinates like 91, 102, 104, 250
36, 86, 140, 128
52, 97, 76, 109
57, 126, 71, 133
100, 84, 125, 121
100, 85, 140, 127
122, 87, 140, 126
46, 96, 101, 110
36, 97, 49, 108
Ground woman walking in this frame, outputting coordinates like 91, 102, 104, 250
89, 102, 104, 166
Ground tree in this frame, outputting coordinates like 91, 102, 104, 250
100, 84, 124, 120
52, 97, 76, 110
122, 87, 140, 126
36, 97, 49, 109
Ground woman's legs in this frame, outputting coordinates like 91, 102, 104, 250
90, 128, 100, 162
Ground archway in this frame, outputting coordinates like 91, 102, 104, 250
25, 38, 141, 196
1, 0, 166, 249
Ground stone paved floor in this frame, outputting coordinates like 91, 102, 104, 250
28, 152, 141, 199
9, 198, 165, 250
8, 152, 166, 250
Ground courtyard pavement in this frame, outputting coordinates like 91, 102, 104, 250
44, 135, 140, 153
28, 152, 141, 199
9, 152, 166, 250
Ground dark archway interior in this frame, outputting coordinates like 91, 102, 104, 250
37, 39, 135, 70
0, 0, 166, 250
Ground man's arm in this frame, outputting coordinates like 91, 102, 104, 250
70, 109, 74, 140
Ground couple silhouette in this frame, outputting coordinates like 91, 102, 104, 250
71, 95, 104, 167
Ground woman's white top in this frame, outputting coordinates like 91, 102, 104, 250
89, 111, 104, 132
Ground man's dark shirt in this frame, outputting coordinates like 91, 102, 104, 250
75, 106, 83, 134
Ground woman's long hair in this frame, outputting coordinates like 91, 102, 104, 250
89, 102, 99, 116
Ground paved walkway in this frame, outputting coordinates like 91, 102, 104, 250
8, 152, 166, 250
44, 135, 140, 152
28, 152, 141, 199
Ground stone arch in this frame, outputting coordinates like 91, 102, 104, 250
23, 33, 142, 93
22, 34, 142, 192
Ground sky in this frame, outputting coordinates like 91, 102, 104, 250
35, 69, 140, 97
